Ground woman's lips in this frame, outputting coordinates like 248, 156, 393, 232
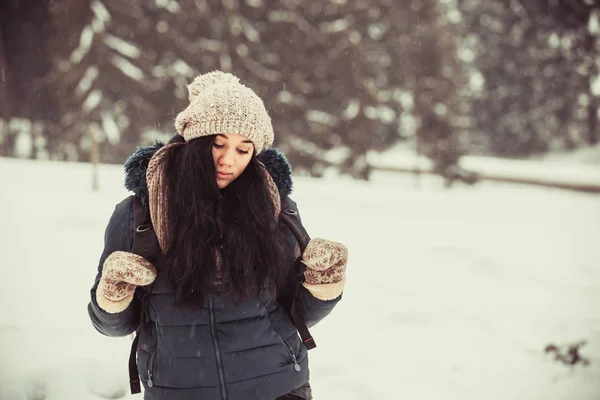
216, 172, 231, 179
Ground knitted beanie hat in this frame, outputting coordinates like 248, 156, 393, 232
174, 71, 274, 154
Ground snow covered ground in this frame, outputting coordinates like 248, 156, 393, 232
541, 144, 600, 165
368, 143, 600, 189
0, 156, 599, 400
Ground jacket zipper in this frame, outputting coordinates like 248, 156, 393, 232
147, 319, 158, 387
147, 347, 157, 387
139, 289, 157, 388
274, 331, 301, 372
209, 295, 228, 400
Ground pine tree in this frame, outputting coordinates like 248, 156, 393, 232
456, 0, 599, 157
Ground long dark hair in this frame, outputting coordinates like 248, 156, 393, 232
162, 136, 287, 309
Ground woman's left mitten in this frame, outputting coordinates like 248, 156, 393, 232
302, 238, 348, 301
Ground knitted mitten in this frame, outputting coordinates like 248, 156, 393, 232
96, 251, 157, 314
302, 238, 348, 301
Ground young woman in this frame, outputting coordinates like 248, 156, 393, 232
87, 71, 348, 400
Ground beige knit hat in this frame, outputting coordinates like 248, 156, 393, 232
174, 71, 274, 154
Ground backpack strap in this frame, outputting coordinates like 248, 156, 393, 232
129, 195, 160, 394
128, 336, 141, 394
132, 196, 161, 260
279, 198, 316, 350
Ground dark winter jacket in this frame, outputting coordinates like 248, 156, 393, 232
87, 141, 341, 400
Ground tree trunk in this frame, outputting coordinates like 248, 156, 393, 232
0, 0, 58, 157
90, 129, 99, 191
0, 22, 12, 157
585, 33, 599, 145
589, 98, 599, 145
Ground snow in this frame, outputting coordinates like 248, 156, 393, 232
101, 111, 121, 144
1, 156, 599, 400
197, 38, 222, 52
368, 24, 385, 41
588, 10, 599, 35
70, 26, 95, 64
246, 0, 264, 8
76, 67, 100, 97
83, 89, 103, 114
91, 1, 111, 25
306, 110, 339, 126
171, 60, 195, 77
369, 143, 600, 190
155, 0, 181, 13
242, 20, 261, 43
69, 1, 110, 64
460, 155, 600, 187
240, 57, 282, 82
104, 35, 142, 59
111, 56, 145, 81
320, 18, 352, 34
591, 75, 600, 97
541, 144, 600, 165
267, 11, 313, 34
342, 99, 360, 120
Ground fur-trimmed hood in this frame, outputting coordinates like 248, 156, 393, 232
123, 135, 293, 204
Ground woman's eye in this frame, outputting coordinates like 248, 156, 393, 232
213, 143, 224, 149
237, 149, 250, 154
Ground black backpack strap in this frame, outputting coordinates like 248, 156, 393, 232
279, 198, 316, 350
128, 335, 141, 394
279, 209, 310, 252
132, 196, 161, 260
129, 195, 160, 394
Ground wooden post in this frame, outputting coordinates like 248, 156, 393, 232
414, 124, 422, 189
91, 128, 99, 191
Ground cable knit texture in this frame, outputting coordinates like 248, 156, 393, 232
302, 238, 348, 301
146, 142, 185, 252
257, 160, 281, 220
174, 71, 274, 154
96, 251, 157, 314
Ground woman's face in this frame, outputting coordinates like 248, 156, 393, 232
212, 133, 254, 189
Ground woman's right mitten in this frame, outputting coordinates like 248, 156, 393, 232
96, 251, 157, 314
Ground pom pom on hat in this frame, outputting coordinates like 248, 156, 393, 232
187, 71, 240, 102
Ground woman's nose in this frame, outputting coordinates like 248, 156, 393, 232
219, 150, 234, 165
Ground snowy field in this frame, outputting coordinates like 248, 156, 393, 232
369, 143, 600, 189
0, 156, 599, 400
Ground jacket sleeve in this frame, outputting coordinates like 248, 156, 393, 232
88, 195, 142, 337
282, 197, 342, 329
